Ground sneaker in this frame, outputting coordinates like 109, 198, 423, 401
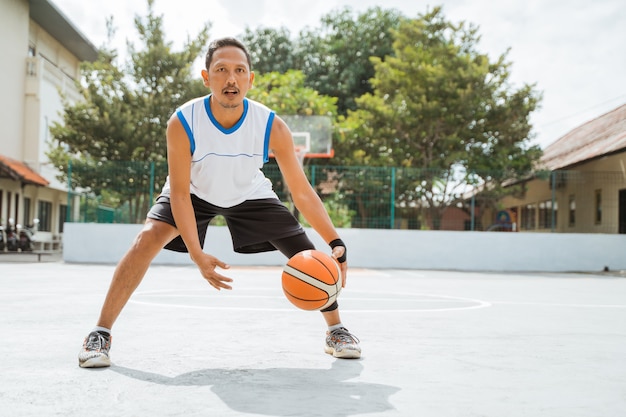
325, 327, 361, 359
78, 331, 112, 368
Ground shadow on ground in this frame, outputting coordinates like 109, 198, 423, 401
110, 360, 400, 416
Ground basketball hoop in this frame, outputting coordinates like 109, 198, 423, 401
294, 145, 308, 168
269, 116, 333, 161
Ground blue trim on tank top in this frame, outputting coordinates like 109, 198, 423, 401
176, 108, 195, 155
204, 95, 249, 134
264, 112, 275, 163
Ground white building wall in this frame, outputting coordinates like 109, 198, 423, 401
0, 1, 92, 236
25, 21, 83, 170
0, 0, 30, 160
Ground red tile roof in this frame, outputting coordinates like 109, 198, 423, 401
540, 104, 626, 170
0, 155, 49, 186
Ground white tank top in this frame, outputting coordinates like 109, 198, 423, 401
159, 95, 279, 208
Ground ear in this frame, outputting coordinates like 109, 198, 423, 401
201, 69, 210, 87
249, 71, 255, 88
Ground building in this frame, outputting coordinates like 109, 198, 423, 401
493, 104, 626, 234
0, 0, 98, 247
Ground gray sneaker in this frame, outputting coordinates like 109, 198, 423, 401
78, 331, 112, 368
325, 327, 361, 359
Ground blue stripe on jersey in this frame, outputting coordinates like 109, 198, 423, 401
205, 95, 249, 134
176, 108, 195, 155
263, 112, 275, 163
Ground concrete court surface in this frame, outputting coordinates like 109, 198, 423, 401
1, 259, 625, 417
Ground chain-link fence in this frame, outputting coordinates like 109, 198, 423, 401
65, 160, 626, 233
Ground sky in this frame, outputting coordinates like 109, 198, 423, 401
51, 0, 626, 150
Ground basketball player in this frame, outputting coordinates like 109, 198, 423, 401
78, 37, 361, 367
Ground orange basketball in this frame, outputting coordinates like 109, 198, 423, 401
281, 249, 342, 311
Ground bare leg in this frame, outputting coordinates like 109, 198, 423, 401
96, 219, 178, 329
322, 305, 360, 358
321, 309, 341, 326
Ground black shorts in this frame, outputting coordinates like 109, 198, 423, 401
147, 195, 310, 254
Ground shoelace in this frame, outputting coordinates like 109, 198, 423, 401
85, 333, 107, 351
330, 328, 360, 345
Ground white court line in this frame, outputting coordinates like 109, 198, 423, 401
129, 300, 303, 312
135, 294, 474, 303
490, 301, 626, 309
130, 290, 492, 313
129, 300, 491, 313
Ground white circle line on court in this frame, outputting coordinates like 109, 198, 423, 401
490, 301, 626, 309
135, 294, 474, 303
130, 291, 492, 313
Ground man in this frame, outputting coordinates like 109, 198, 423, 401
78, 37, 361, 368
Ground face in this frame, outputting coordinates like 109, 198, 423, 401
202, 46, 254, 110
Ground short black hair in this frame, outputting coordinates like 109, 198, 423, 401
205, 37, 252, 70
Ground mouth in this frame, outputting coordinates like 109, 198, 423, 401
222, 87, 240, 97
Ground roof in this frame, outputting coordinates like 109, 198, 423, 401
540, 103, 626, 170
0, 155, 50, 187
29, 0, 98, 62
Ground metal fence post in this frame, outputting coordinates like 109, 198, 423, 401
390, 167, 396, 229
149, 161, 155, 205
551, 171, 556, 232
67, 159, 72, 222
471, 193, 476, 231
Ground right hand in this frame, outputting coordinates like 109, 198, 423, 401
191, 252, 233, 290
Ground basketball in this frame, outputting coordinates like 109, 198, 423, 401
281, 249, 342, 311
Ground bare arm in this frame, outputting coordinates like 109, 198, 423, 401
269, 116, 348, 285
166, 115, 232, 290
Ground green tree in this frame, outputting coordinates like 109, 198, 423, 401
240, 27, 296, 74
337, 8, 542, 229
247, 70, 337, 117
48, 0, 209, 223
295, 7, 403, 115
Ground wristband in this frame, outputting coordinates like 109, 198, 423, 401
329, 238, 347, 263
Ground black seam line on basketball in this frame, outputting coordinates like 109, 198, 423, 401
283, 291, 335, 309
284, 292, 328, 302
308, 252, 342, 293
282, 265, 335, 294
308, 253, 341, 291
288, 253, 338, 280
308, 253, 337, 278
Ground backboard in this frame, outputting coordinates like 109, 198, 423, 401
278, 115, 333, 159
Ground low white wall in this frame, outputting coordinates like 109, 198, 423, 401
63, 223, 626, 272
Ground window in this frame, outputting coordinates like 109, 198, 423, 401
58, 205, 68, 233
15, 193, 19, 225
6, 191, 12, 221
595, 189, 602, 224
569, 195, 576, 227
4, 191, 13, 224
539, 201, 548, 229
522, 203, 536, 230
538, 200, 556, 229
552, 201, 558, 227
23, 197, 31, 226
38, 201, 52, 232
27, 45, 37, 76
